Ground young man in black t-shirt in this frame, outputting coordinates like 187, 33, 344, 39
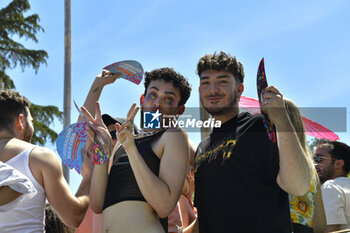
192, 52, 312, 233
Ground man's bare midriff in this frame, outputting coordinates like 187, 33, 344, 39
102, 200, 164, 233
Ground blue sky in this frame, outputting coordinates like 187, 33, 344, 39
1, 0, 349, 193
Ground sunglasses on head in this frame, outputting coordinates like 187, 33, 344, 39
313, 153, 336, 164
109, 130, 117, 140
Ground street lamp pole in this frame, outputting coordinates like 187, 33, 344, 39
63, 0, 71, 183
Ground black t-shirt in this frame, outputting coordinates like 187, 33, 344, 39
194, 112, 292, 233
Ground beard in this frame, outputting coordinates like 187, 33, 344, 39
318, 164, 335, 184
202, 90, 238, 116
23, 121, 33, 143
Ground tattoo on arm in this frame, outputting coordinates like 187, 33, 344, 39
93, 87, 100, 93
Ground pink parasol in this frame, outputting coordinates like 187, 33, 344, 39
239, 96, 339, 140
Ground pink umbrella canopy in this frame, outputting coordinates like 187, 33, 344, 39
239, 96, 339, 140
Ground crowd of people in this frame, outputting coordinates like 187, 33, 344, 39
1, 51, 350, 233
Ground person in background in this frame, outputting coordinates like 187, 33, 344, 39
178, 166, 196, 233
45, 204, 75, 233
168, 141, 197, 233
314, 140, 350, 232
0, 90, 93, 232
284, 98, 326, 233
178, 141, 197, 233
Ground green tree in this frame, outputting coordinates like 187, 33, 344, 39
307, 137, 328, 154
0, 0, 63, 145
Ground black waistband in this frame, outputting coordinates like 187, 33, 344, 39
292, 223, 314, 233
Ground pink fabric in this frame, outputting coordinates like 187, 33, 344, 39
239, 96, 339, 140
75, 207, 102, 233
301, 116, 339, 140
179, 194, 197, 231
168, 202, 183, 233
239, 96, 261, 114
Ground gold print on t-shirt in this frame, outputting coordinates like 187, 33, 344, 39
221, 140, 237, 165
194, 140, 237, 172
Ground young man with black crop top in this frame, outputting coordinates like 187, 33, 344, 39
192, 52, 313, 233
85, 68, 192, 233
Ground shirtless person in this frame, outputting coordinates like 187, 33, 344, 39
84, 68, 192, 233
0, 90, 93, 232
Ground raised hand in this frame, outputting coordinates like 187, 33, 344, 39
261, 85, 288, 127
81, 147, 94, 177
81, 101, 112, 163
115, 103, 139, 151
96, 70, 122, 86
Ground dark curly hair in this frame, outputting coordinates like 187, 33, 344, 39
318, 140, 350, 174
197, 51, 245, 83
0, 90, 31, 130
45, 204, 74, 233
143, 67, 191, 106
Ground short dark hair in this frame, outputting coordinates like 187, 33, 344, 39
45, 204, 74, 233
143, 67, 191, 106
197, 51, 245, 83
0, 90, 31, 130
102, 114, 140, 135
319, 140, 350, 173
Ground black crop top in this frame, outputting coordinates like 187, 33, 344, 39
103, 129, 168, 232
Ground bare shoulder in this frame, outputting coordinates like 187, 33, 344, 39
30, 146, 62, 174
31, 146, 59, 162
153, 128, 189, 159
162, 127, 188, 141
6, 139, 55, 160
6, 140, 63, 187
161, 128, 189, 152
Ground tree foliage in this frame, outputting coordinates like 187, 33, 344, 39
0, 0, 48, 88
0, 0, 63, 145
307, 137, 328, 154
30, 104, 63, 146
